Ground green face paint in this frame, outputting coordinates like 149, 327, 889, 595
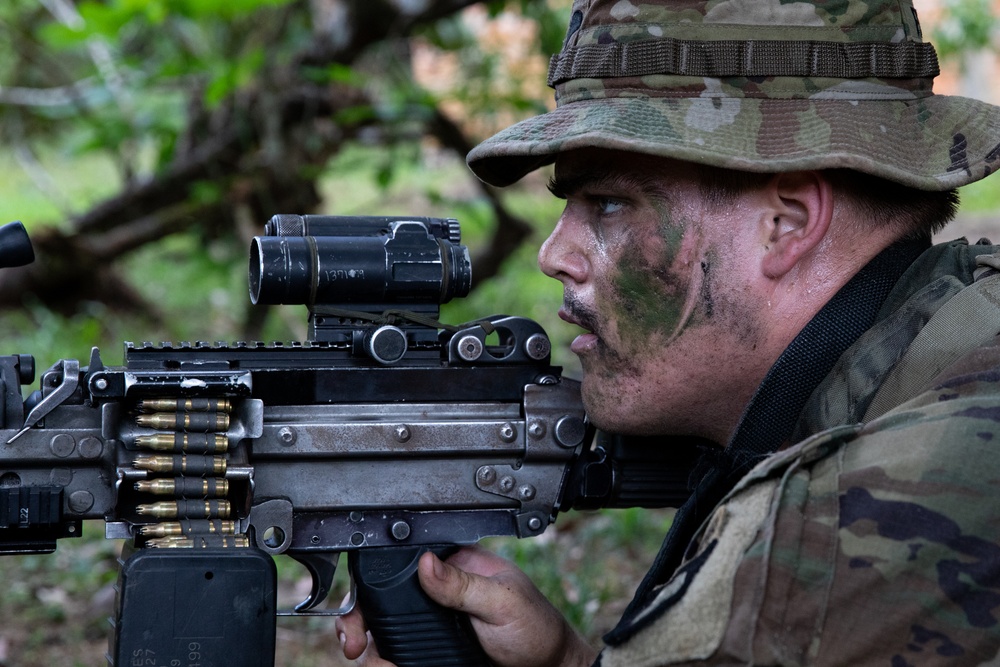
601, 213, 696, 355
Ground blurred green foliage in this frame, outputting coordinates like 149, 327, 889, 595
21, 0, 306, 172
931, 0, 999, 61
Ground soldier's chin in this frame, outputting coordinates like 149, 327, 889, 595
579, 389, 637, 435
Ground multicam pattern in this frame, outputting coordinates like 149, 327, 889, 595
597, 240, 1000, 665
563, 0, 924, 45
467, 0, 1000, 191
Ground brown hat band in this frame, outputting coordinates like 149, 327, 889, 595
547, 38, 940, 86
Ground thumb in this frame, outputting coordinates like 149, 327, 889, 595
414, 548, 595, 667
417, 550, 501, 622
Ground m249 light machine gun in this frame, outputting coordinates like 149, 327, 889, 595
0, 215, 699, 667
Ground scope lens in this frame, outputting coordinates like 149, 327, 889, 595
248, 237, 264, 305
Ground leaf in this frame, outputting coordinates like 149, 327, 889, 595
189, 180, 224, 205
375, 162, 395, 189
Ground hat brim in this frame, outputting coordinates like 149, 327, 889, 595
468, 94, 1000, 191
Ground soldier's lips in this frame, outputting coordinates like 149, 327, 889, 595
570, 333, 599, 354
559, 308, 599, 354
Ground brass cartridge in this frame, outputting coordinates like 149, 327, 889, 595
132, 454, 227, 475
146, 535, 249, 548
138, 398, 232, 413
136, 499, 231, 519
136, 412, 230, 432
134, 478, 229, 497
139, 520, 237, 537
134, 433, 229, 454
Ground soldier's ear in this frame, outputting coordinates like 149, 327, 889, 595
759, 171, 834, 279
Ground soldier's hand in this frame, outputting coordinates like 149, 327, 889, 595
336, 599, 390, 666
336, 546, 597, 667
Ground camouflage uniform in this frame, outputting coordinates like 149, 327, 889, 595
465, 0, 1000, 664
595, 238, 1000, 665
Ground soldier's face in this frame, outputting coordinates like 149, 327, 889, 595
539, 149, 760, 437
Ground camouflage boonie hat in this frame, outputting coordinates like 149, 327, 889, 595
467, 0, 1000, 191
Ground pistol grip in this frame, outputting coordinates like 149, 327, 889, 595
348, 545, 492, 667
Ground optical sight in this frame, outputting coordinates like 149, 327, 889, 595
249, 214, 472, 355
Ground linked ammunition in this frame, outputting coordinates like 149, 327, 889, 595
132, 454, 227, 475
139, 520, 237, 537
136, 499, 231, 519
136, 412, 230, 432
137, 398, 232, 414
134, 477, 229, 497
146, 535, 249, 549
134, 433, 229, 453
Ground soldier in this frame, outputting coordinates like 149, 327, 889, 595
340, 0, 1000, 665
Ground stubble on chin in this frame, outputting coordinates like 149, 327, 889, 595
561, 293, 649, 433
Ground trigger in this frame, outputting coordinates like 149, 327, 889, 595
290, 552, 340, 612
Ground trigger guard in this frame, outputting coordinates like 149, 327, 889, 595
290, 551, 341, 611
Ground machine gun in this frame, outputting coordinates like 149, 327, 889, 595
0, 216, 699, 667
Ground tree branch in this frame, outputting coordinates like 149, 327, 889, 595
425, 105, 533, 287
0, 0, 522, 318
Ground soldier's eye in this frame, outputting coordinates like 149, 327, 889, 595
598, 198, 624, 215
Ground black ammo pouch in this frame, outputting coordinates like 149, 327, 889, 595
110, 547, 277, 667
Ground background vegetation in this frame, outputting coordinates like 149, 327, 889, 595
0, 0, 998, 664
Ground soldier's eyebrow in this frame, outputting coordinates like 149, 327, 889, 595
547, 169, 674, 203
547, 172, 590, 199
